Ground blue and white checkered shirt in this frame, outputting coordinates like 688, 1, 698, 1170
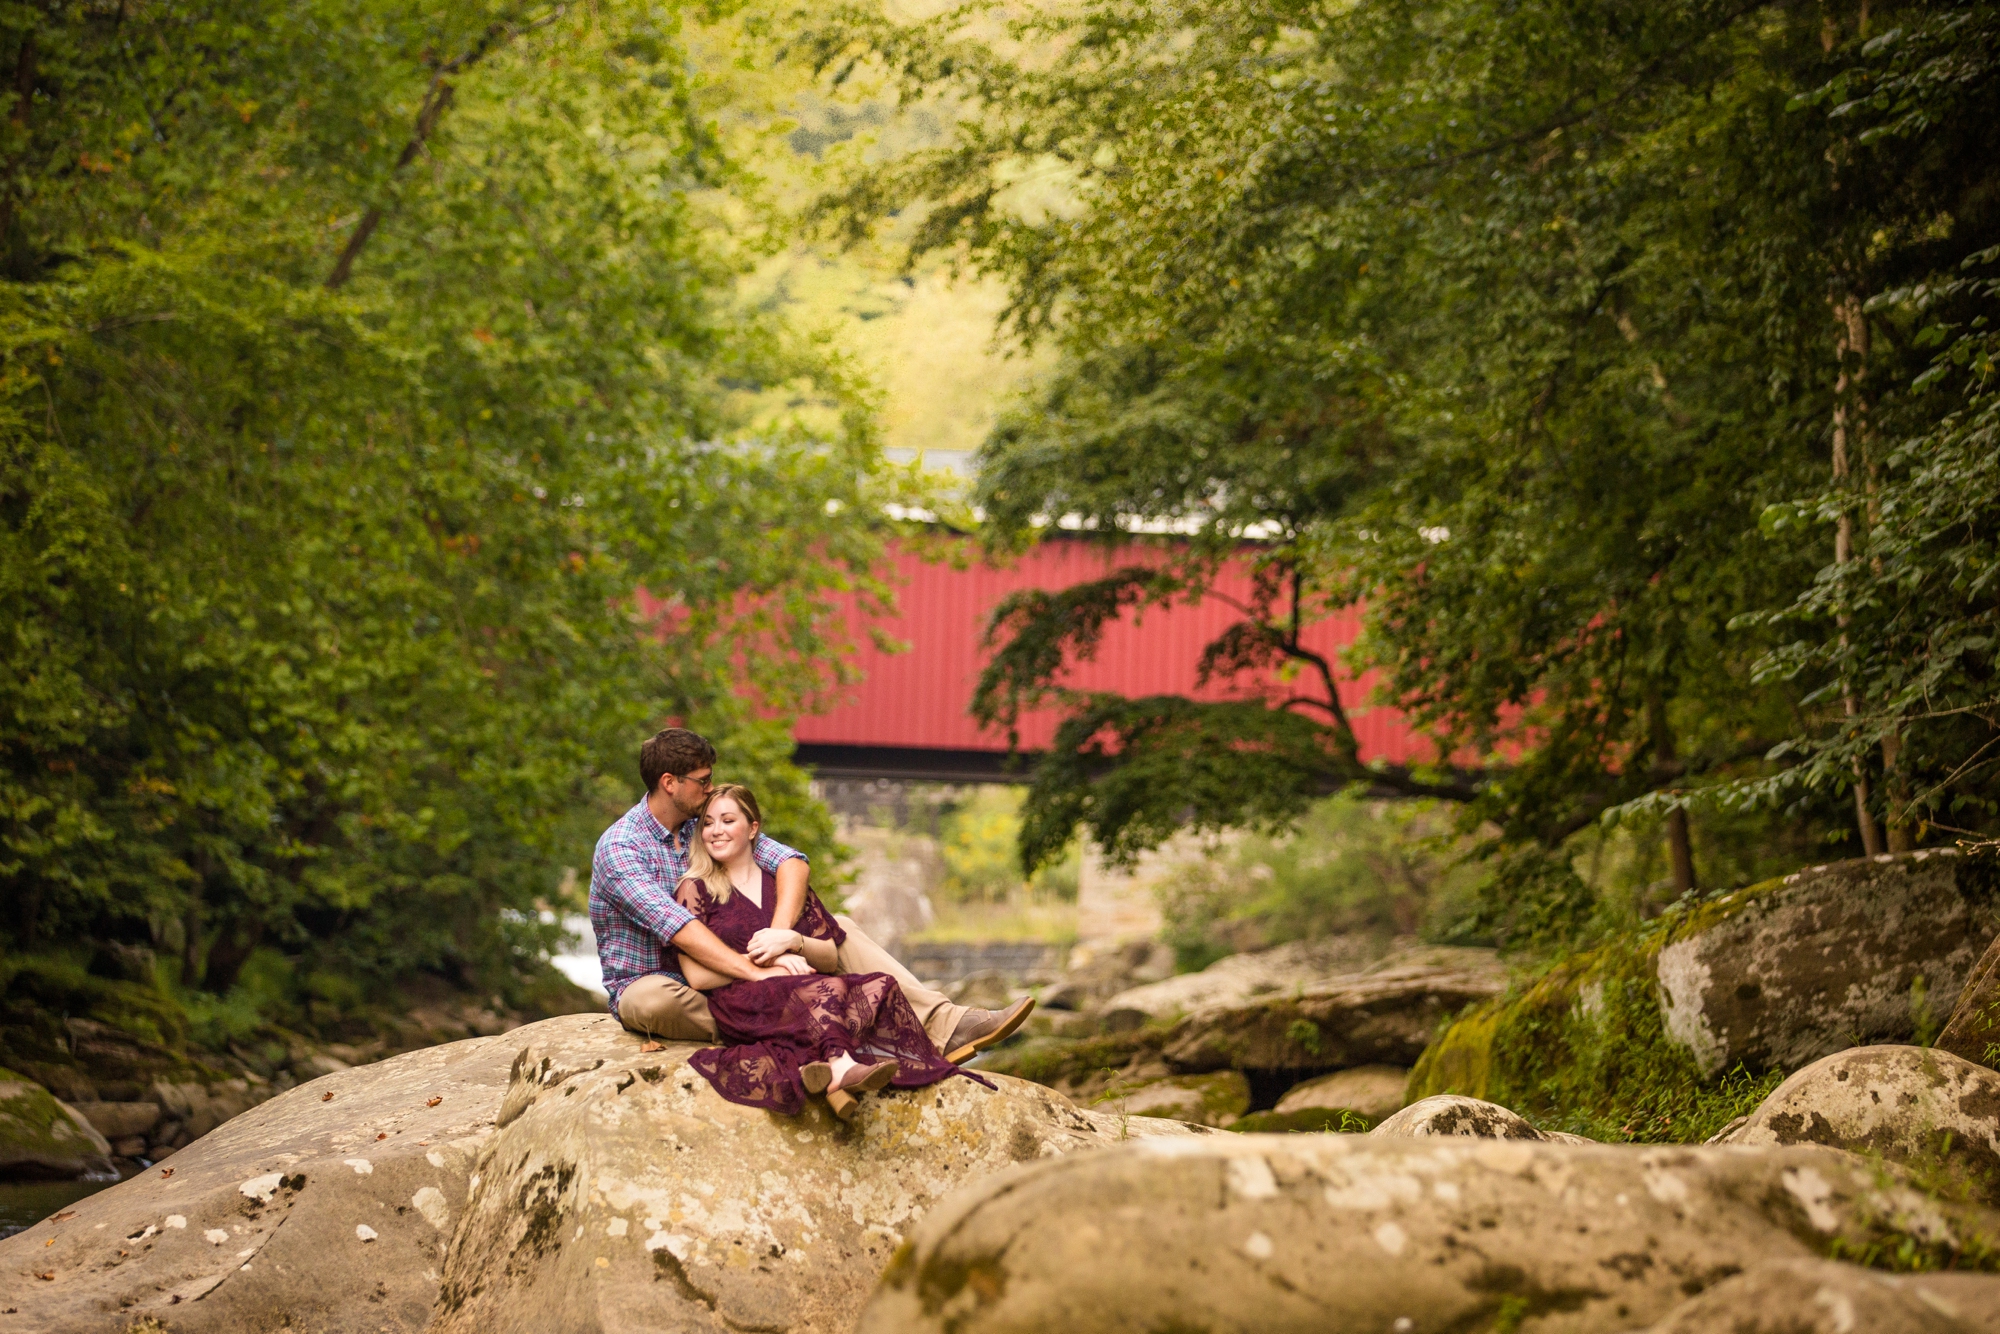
589, 798, 806, 1010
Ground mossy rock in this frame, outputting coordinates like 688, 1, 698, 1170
1229, 1107, 1375, 1134
0, 1066, 114, 1180
1407, 852, 2000, 1143
1090, 1071, 1251, 1127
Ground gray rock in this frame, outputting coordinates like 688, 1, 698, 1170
1720, 1044, 2000, 1198
1371, 1093, 1548, 1141
0, 1070, 114, 1180
148, 1078, 261, 1142
1163, 948, 1507, 1073
1634, 1257, 2000, 1333
1090, 1071, 1250, 1127
429, 1025, 1201, 1334
1938, 928, 2000, 1069
1274, 1064, 1410, 1120
1656, 851, 2000, 1076
1097, 1006, 1147, 1034
1034, 979, 1089, 1011
1102, 936, 1404, 1018
68, 1101, 163, 1142
0, 1021, 525, 1331
852, 1135, 2000, 1334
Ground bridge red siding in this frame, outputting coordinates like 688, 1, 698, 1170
789, 538, 1431, 764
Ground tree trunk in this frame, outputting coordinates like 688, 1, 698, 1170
1830, 292, 1885, 857
1646, 691, 1696, 895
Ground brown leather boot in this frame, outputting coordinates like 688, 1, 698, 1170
944, 996, 1036, 1065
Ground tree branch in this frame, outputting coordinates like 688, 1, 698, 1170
325, 6, 568, 289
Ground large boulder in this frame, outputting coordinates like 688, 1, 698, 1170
1100, 936, 1401, 1019
1656, 852, 1999, 1075
1273, 1064, 1409, 1121
1634, 1257, 2000, 1333
1719, 1044, 2000, 1197
1, 1014, 1199, 1333
1161, 946, 1506, 1074
429, 1026, 1200, 1334
0, 1022, 523, 1332
853, 1134, 2000, 1334
0, 1070, 114, 1180
1939, 929, 2000, 1069
1410, 851, 2000, 1111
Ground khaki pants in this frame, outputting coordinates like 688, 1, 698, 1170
614, 915, 965, 1050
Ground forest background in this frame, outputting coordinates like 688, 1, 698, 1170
2, 0, 1996, 1070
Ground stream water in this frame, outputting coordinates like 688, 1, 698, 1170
0, 1167, 140, 1240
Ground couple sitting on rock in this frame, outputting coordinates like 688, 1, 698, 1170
590, 728, 1033, 1119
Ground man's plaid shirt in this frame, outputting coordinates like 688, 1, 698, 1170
589, 798, 806, 1010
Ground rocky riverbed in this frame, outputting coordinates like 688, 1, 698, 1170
0, 1015, 1197, 1332
4, 850, 1997, 1330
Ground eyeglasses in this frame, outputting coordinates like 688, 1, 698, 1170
675, 771, 715, 791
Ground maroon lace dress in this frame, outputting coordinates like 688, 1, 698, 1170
671, 871, 986, 1115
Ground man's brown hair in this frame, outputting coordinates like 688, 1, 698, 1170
640, 728, 716, 793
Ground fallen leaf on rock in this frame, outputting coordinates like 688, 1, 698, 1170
426, 1096, 441, 1107
376, 1132, 388, 1140
322, 1092, 334, 1102
44, 1239, 53, 1247
50, 1211, 75, 1222
640, 1041, 664, 1053
159, 1167, 173, 1178
35, 1272, 52, 1281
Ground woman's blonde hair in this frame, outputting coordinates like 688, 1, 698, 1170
682, 783, 763, 903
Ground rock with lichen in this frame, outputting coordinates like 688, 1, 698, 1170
0, 1015, 1202, 1334
1631, 1256, 2000, 1333
1938, 929, 2000, 1070
851, 1134, 2000, 1334
1717, 1045, 2000, 1200
429, 1024, 1201, 1334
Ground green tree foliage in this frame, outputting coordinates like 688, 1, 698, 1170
937, 785, 1080, 903
0, 2, 893, 1025
1157, 795, 1480, 972
804, 0, 2000, 906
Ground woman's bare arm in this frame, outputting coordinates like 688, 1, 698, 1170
794, 934, 838, 973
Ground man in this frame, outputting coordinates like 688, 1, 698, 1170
591, 728, 1033, 1063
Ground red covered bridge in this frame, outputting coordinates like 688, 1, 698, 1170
789, 536, 1430, 782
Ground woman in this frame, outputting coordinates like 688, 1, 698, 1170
672, 784, 983, 1119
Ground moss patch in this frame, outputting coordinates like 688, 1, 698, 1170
1408, 884, 1789, 1144
0, 1065, 111, 1177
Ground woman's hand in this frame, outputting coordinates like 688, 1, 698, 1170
769, 954, 813, 977
746, 927, 804, 965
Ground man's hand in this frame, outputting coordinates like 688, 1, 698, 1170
673, 919, 772, 983
746, 927, 804, 965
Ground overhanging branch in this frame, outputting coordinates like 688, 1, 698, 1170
325, 6, 569, 290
